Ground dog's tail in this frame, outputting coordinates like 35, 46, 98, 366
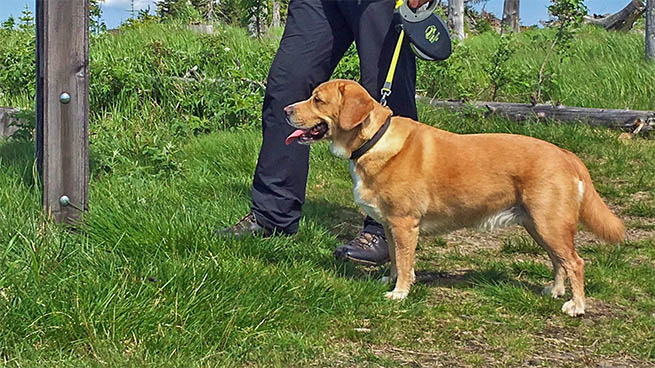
565, 150, 625, 244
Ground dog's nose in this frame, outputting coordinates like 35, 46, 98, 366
283, 105, 294, 116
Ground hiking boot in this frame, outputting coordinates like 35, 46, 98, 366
333, 232, 390, 266
215, 212, 273, 238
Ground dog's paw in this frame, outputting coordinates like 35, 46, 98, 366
384, 289, 409, 300
561, 300, 585, 317
542, 284, 565, 298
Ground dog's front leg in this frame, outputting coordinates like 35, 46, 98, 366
385, 217, 419, 300
380, 225, 396, 284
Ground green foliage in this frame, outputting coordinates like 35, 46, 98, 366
473, 17, 494, 34
545, 0, 588, 61
416, 26, 655, 108
1, 16, 15, 30
86, 24, 272, 174
90, 0, 107, 35
0, 22, 36, 101
157, 0, 203, 23
7, 109, 36, 142
483, 33, 530, 101
534, 0, 588, 100
154, 0, 290, 30
17, 5, 34, 32
243, 0, 268, 37
548, 0, 588, 39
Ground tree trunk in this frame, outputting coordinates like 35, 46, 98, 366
416, 97, 655, 129
448, 0, 465, 40
248, 1, 268, 37
647, 0, 655, 60
271, 0, 281, 28
502, 0, 520, 33
583, 0, 645, 31
207, 0, 218, 21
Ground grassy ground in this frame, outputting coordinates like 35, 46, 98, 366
1, 19, 655, 367
1, 105, 654, 367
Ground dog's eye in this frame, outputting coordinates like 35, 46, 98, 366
313, 95, 323, 104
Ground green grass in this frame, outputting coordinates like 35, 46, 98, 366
1, 21, 654, 367
418, 26, 655, 110
1, 108, 654, 366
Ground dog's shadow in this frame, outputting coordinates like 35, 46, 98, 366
220, 183, 544, 297
414, 269, 544, 296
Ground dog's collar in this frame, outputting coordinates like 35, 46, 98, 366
350, 115, 392, 161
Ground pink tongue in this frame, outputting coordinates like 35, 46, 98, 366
285, 129, 306, 145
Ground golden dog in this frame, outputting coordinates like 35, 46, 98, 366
284, 79, 624, 316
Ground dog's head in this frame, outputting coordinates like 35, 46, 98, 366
284, 79, 392, 159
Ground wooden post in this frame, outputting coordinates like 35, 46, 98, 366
502, 0, 520, 33
647, 0, 655, 60
36, 0, 90, 224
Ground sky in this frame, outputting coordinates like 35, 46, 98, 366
0, 0, 626, 30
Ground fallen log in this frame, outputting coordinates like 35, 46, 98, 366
417, 97, 655, 130
0, 107, 19, 138
583, 0, 645, 31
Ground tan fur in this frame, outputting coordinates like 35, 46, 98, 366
286, 80, 625, 316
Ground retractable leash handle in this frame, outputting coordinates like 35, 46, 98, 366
380, 0, 452, 107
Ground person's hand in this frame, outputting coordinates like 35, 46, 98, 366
408, 0, 430, 9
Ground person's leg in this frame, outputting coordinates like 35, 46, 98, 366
334, 0, 417, 264
248, 0, 354, 234
346, 0, 418, 120
359, 9, 417, 237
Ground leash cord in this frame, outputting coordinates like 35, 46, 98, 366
380, 0, 407, 107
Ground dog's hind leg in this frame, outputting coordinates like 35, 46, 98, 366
524, 222, 566, 298
385, 217, 419, 300
529, 214, 585, 316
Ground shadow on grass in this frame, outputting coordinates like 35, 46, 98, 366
0, 139, 37, 187
415, 268, 544, 296
220, 183, 546, 298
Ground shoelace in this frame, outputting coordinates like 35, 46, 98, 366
234, 213, 256, 229
349, 232, 378, 249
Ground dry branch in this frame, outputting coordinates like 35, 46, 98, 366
584, 0, 646, 31
417, 96, 655, 130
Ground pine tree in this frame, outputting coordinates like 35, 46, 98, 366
18, 5, 34, 32
1, 16, 15, 31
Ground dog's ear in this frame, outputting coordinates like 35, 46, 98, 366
338, 82, 375, 131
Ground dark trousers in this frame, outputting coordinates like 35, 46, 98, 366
251, 0, 418, 234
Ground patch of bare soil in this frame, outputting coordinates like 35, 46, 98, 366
321, 335, 655, 368
440, 227, 523, 254
583, 297, 628, 319
319, 335, 655, 368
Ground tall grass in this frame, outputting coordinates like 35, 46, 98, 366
417, 26, 655, 110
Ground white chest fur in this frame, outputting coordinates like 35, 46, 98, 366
350, 162, 383, 223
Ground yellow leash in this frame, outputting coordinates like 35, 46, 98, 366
380, 0, 407, 107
